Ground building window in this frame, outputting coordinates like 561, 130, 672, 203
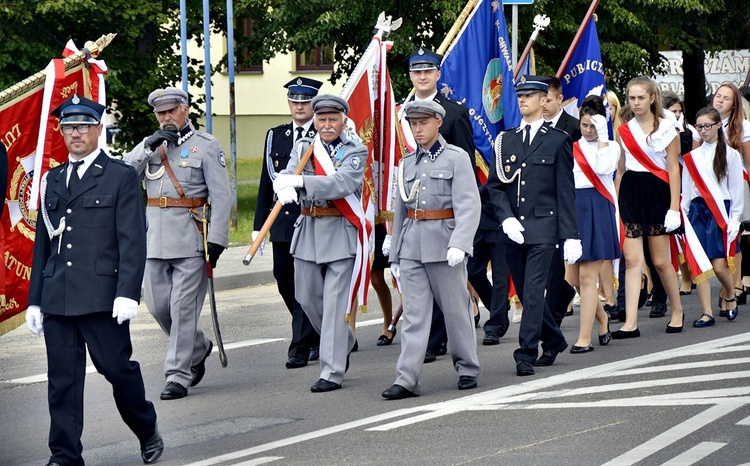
296, 46, 334, 71
238, 18, 262, 73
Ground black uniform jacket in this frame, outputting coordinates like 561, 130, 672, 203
553, 110, 581, 141
28, 151, 146, 315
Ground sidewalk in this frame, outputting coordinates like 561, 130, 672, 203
213, 243, 276, 291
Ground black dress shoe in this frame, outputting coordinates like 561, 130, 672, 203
649, 302, 667, 318
516, 361, 535, 376
190, 340, 213, 387
286, 357, 307, 369
482, 332, 500, 346
496, 321, 510, 338
310, 378, 341, 392
46, 462, 65, 466
570, 344, 594, 354
382, 384, 418, 400
140, 428, 164, 464
611, 328, 641, 339
437, 341, 448, 356
666, 314, 685, 333
160, 381, 187, 400
308, 347, 319, 361
457, 375, 478, 390
532, 341, 568, 366
693, 313, 715, 328
376, 328, 396, 346
599, 315, 612, 346
423, 350, 437, 363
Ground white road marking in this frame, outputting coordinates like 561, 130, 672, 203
660, 442, 726, 466
594, 357, 750, 377
217, 338, 285, 351
737, 414, 750, 425
231, 457, 284, 465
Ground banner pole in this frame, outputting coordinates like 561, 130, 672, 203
555, 0, 600, 78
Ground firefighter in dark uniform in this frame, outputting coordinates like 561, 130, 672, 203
25, 95, 163, 466
486, 76, 582, 377
254, 77, 322, 368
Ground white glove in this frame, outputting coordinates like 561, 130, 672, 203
728, 220, 741, 242
276, 186, 298, 205
563, 239, 583, 264
251, 230, 266, 256
502, 217, 525, 244
664, 209, 681, 233
272, 174, 303, 193
112, 297, 138, 324
382, 234, 392, 257
676, 112, 685, 130
25, 305, 43, 336
590, 114, 609, 142
390, 263, 400, 279
447, 247, 465, 267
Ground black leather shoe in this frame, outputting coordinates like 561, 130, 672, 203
190, 341, 213, 387
666, 314, 685, 333
649, 302, 667, 318
457, 375, 478, 390
160, 381, 187, 400
496, 321, 510, 338
570, 344, 594, 354
140, 429, 164, 464
310, 378, 341, 392
46, 462, 65, 466
437, 341, 448, 356
286, 357, 307, 369
308, 347, 319, 361
599, 315, 612, 346
516, 361, 535, 376
533, 341, 568, 366
482, 332, 500, 346
423, 350, 437, 364
376, 328, 397, 346
382, 384, 418, 400
611, 328, 641, 339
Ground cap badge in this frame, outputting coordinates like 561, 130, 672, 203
296, 78, 303, 86
418, 48, 425, 55
520, 76, 527, 84
72, 95, 80, 104
157, 90, 164, 97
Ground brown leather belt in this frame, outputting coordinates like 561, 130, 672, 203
147, 197, 208, 208
407, 208, 454, 220
301, 206, 342, 217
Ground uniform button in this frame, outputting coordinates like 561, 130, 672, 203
520, 216, 525, 220
521, 181, 526, 185
95, 199, 100, 204
422, 186, 426, 190
66, 226, 72, 232
550, 210, 554, 215
421, 173, 426, 177
542, 159, 545, 163
521, 198, 525, 202
438, 173, 444, 178
66, 209, 72, 214
66, 244, 72, 249
522, 163, 526, 167
284, 211, 289, 215
114, 268, 118, 273
66, 261, 72, 267
421, 201, 426, 205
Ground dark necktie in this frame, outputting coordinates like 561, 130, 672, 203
68, 160, 84, 193
296, 127, 304, 142
523, 125, 531, 149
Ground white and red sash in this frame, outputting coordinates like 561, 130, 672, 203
312, 138, 371, 318
619, 121, 669, 184
573, 141, 624, 249
683, 151, 736, 268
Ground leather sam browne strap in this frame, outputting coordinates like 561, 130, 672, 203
159, 145, 187, 198
147, 197, 208, 208
406, 208, 454, 220
301, 206, 342, 217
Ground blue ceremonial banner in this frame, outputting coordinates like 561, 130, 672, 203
559, 16, 607, 117
438, 0, 521, 166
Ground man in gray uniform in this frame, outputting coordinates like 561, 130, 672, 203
124, 87, 231, 400
382, 99, 481, 400
273, 94, 367, 393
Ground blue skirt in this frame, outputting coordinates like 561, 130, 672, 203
575, 187, 621, 261
688, 198, 732, 259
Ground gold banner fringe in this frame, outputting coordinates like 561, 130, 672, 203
358, 304, 367, 314
0, 311, 27, 336
692, 268, 716, 285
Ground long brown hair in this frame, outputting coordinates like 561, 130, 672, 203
714, 83, 744, 151
696, 107, 728, 181
626, 76, 662, 136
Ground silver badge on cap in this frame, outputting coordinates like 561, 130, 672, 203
296, 78, 302, 86
418, 48, 425, 55
72, 95, 80, 104
520, 76, 527, 84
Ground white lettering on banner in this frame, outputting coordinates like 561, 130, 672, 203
562, 60, 605, 85
654, 50, 749, 99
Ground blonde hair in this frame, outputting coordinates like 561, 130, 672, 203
606, 90, 623, 134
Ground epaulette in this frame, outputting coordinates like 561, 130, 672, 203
193, 131, 217, 142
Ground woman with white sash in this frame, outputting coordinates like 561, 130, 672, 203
615, 76, 684, 338
566, 96, 621, 353
683, 107, 744, 326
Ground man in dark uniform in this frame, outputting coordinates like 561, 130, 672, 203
25, 95, 163, 465
394, 47, 477, 362
487, 76, 582, 377
542, 76, 580, 325
254, 77, 322, 368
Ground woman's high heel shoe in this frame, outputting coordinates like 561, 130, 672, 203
735, 287, 747, 305
666, 314, 684, 334
599, 315, 612, 346
376, 327, 397, 346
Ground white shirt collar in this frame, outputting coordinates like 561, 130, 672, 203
415, 91, 438, 102
520, 118, 546, 144
545, 109, 564, 128
67, 150, 99, 182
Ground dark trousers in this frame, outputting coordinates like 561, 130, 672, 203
505, 243, 566, 363
273, 241, 320, 360
427, 301, 447, 354
546, 247, 577, 326
44, 313, 157, 466
643, 240, 666, 304
468, 227, 510, 334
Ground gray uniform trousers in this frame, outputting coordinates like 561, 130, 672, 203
144, 256, 211, 387
294, 257, 356, 385
396, 258, 479, 394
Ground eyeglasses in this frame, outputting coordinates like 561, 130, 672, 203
61, 125, 93, 135
695, 122, 720, 132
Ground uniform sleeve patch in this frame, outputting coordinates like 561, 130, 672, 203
218, 151, 227, 167
350, 156, 361, 170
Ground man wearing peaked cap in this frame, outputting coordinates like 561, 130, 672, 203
26, 93, 163, 465
254, 77, 322, 370
272, 91, 367, 393
403, 99, 446, 119
407, 47, 443, 71
486, 74, 580, 377
123, 86, 231, 401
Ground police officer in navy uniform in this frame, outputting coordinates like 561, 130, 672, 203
26, 95, 163, 466
542, 76, 580, 325
254, 77, 322, 368
486, 76, 582, 377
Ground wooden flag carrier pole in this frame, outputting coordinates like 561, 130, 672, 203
555, 0, 600, 78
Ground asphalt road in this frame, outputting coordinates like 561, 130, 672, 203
2, 282, 749, 466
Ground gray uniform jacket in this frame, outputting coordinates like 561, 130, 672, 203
390, 136, 480, 264
282, 132, 368, 264
124, 124, 231, 259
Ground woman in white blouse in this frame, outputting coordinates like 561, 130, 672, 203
683, 107, 744, 326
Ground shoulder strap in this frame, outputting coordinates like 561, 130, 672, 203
158, 145, 186, 198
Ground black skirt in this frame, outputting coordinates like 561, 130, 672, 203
619, 171, 676, 238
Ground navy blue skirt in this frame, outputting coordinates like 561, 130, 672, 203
688, 198, 733, 259
575, 187, 621, 261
